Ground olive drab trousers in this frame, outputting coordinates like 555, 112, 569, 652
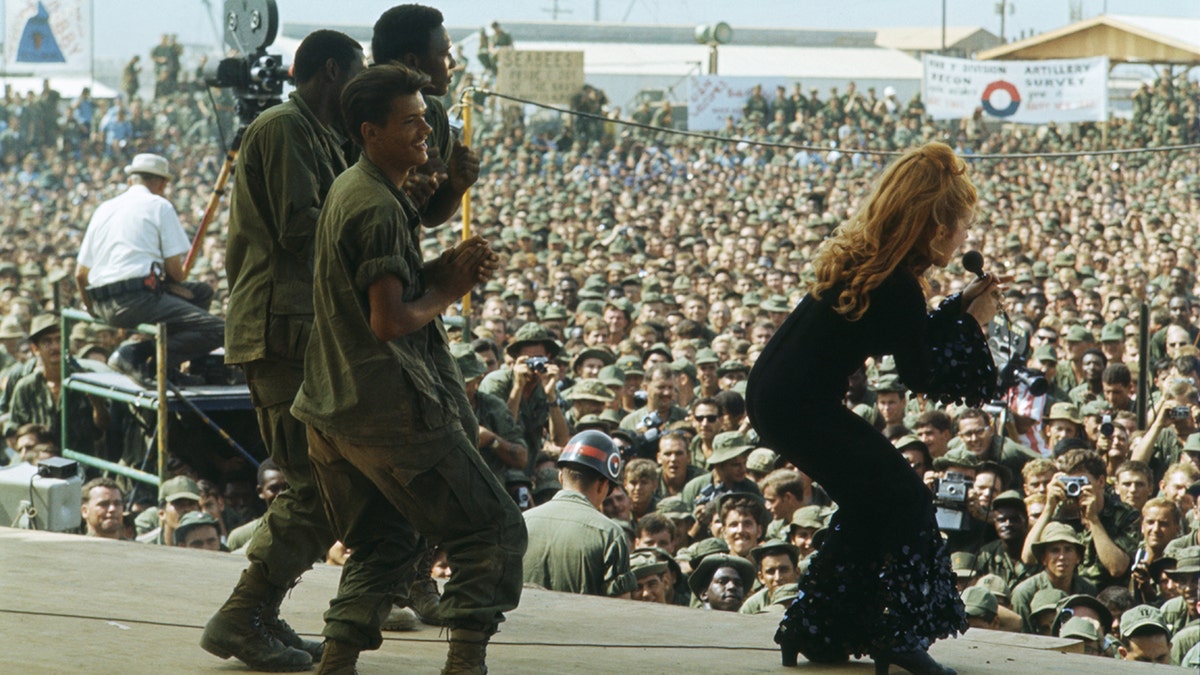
307, 425, 527, 649
243, 359, 336, 588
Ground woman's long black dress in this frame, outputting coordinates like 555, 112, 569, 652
746, 268, 994, 663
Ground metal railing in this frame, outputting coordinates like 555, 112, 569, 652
60, 308, 168, 488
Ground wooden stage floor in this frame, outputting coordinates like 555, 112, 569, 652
0, 529, 1186, 674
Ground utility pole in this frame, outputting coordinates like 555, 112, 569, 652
1000, 0, 1007, 43
1069, 0, 1083, 22
542, 0, 572, 21
941, 0, 946, 52
995, 0, 1015, 42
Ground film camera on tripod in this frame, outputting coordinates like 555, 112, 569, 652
204, 0, 289, 127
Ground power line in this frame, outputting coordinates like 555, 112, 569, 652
464, 87, 1200, 161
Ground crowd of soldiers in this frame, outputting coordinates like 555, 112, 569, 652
0, 27, 1199, 666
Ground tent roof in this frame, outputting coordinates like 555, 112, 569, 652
977, 14, 1200, 63
2, 76, 118, 99
874, 26, 994, 52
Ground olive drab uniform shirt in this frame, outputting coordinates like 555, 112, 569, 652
474, 389, 525, 480
10, 365, 101, 454
1010, 571, 1098, 631
679, 473, 762, 510
291, 157, 466, 446
522, 489, 637, 597
944, 434, 1041, 478
423, 95, 453, 177
225, 93, 349, 365
657, 464, 703, 498
688, 434, 712, 470
479, 367, 548, 467
975, 538, 1033, 594
1052, 489, 1141, 590
1159, 595, 1197, 637
618, 404, 689, 432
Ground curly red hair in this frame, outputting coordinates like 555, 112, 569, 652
810, 142, 977, 320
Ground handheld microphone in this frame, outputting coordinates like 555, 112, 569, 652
962, 250, 985, 279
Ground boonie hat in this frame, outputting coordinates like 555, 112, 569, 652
1031, 522, 1084, 558
1046, 402, 1082, 425
28, 314, 59, 342
505, 322, 561, 359
706, 432, 756, 468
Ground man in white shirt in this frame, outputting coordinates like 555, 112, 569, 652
75, 153, 224, 383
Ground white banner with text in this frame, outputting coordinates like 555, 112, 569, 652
922, 55, 1108, 124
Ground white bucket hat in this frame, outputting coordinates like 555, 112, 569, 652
124, 153, 174, 181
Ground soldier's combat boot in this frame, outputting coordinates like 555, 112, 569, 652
441, 628, 491, 675
410, 546, 442, 625
200, 566, 313, 672
316, 639, 360, 675
262, 581, 325, 661
381, 605, 419, 632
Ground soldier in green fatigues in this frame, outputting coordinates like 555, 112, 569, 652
975, 490, 1033, 595
628, 548, 670, 603
688, 553, 756, 612
739, 540, 800, 615
656, 430, 702, 498
9, 314, 107, 456
564, 378, 615, 432
454, 342, 526, 482
291, 65, 526, 674
680, 432, 762, 509
944, 407, 1041, 479
201, 31, 365, 672
479, 322, 571, 469
372, 6, 481, 231
371, 5, 488, 631
1115, 604, 1173, 664
1010, 523, 1098, 631
619, 362, 690, 433
1022, 449, 1141, 591
523, 431, 636, 597
223, 460, 286, 552
1158, 547, 1200, 645
1054, 324, 1093, 393
688, 396, 724, 470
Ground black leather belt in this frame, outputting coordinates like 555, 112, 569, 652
87, 277, 148, 301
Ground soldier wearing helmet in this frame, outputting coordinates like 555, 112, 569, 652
521, 430, 637, 597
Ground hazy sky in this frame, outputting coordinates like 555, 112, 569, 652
7, 0, 1196, 61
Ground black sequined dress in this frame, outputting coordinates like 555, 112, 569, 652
745, 268, 994, 663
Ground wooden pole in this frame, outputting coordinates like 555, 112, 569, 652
183, 128, 243, 277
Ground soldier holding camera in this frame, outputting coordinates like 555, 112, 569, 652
618, 363, 690, 455
1129, 387, 1195, 485
1021, 449, 1141, 590
479, 322, 570, 471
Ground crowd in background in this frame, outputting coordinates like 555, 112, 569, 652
2, 34, 1200, 665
